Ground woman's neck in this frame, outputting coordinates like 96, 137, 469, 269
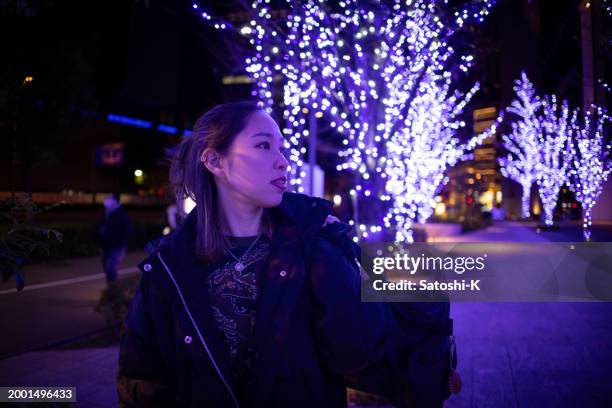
216, 191, 263, 237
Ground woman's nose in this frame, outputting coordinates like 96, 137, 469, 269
276, 150, 289, 170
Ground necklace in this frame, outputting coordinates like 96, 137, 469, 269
225, 234, 262, 272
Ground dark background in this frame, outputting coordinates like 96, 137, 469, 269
0, 0, 609, 204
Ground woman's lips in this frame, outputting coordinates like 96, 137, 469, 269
271, 177, 287, 191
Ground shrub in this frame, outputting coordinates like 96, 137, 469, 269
0, 197, 62, 291
95, 278, 139, 336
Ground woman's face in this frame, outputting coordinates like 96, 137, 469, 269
212, 111, 289, 208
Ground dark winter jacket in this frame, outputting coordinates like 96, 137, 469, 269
116, 192, 452, 407
94, 207, 133, 250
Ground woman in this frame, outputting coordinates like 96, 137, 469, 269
117, 102, 455, 407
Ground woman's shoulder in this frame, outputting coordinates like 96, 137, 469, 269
311, 221, 360, 269
316, 220, 357, 248
309, 223, 363, 297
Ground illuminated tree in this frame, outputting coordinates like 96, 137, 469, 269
383, 79, 500, 242
193, 0, 499, 242
498, 72, 542, 219
567, 106, 611, 240
537, 95, 573, 227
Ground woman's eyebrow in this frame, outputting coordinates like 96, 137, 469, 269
252, 132, 285, 145
251, 132, 274, 138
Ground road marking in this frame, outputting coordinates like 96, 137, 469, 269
0, 267, 140, 295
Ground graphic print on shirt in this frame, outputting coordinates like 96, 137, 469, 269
206, 240, 270, 361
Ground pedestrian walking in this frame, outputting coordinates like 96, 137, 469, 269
94, 193, 133, 283
117, 102, 457, 407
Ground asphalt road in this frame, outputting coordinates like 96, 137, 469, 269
0, 252, 145, 359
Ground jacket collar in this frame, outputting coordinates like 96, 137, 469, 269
165, 191, 332, 251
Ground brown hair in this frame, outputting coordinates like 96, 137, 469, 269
169, 101, 273, 265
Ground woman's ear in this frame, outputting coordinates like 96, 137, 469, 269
201, 148, 224, 178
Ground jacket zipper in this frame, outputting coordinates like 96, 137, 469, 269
157, 252, 240, 408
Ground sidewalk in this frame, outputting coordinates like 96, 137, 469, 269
1, 302, 609, 407
448, 221, 550, 243
0, 347, 118, 408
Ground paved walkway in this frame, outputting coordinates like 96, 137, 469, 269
445, 221, 611, 407
446, 302, 611, 408
0, 223, 610, 407
0, 347, 118, 408
442, 221, 550, 243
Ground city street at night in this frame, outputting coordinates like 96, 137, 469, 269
1, 0, 611, 407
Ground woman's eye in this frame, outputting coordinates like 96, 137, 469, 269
257, 142, 271, 149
